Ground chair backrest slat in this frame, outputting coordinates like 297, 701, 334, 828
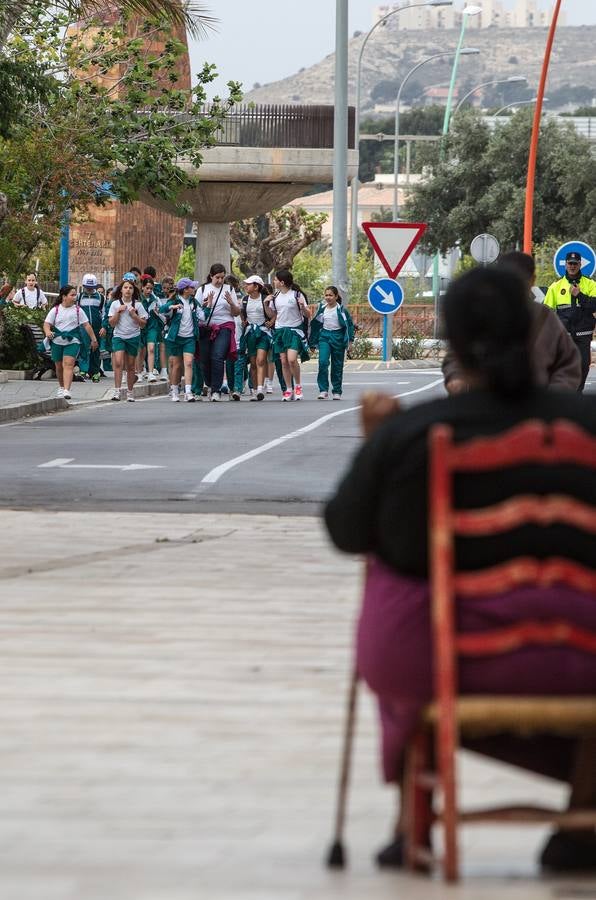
453, 495, 596, 536
453, 556, 596, 597
456, 620, 596, 656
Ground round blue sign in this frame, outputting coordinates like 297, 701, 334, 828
553, 241, 596, 279
367, 278, 404, 315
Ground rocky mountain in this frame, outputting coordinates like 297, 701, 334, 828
244, 25, 596, 113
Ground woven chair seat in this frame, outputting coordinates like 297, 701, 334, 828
423, 695, 596, 736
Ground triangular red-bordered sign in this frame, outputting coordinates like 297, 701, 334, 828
362, 222, 427, 278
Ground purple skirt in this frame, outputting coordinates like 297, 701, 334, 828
357, 557, 596, 782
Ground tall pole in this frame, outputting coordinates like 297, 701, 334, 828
523, 0, 562, 253
332, 0, 348, 293
431, 6, 479, 334
393, 50, 466, 221
59, 210, 70, 286
349, 1, 453, 255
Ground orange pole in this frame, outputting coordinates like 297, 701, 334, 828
523, 0, 563, 253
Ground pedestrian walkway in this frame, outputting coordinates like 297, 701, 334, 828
0, 510, 588, 899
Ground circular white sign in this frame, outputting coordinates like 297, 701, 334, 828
470, 233, 500, 265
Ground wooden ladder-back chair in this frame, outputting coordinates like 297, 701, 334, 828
404, 419, 596, 882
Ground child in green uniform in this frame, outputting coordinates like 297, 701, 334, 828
309, 285, 354, 400
44, 284, 98, 400
77, 273, 104, 382
238, 275, 274, 401
269, 268, 311, 401
160, 277, 201, 402
108, 273, 148, 402
136, 276, 155, 380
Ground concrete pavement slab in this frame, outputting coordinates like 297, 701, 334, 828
0, 509, 589, 899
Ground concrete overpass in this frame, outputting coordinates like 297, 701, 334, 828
143, 104, 358, 279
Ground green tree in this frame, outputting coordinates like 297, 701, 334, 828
231, 208, 328, 280
405, 109, 596, 254
358, 106, 444, 183
291, 247, 332, 300
0, 8, 242, 278
176, 244, 196, 280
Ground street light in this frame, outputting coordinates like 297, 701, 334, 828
431, 3, 481, 344
453, 75, 527, 116
350, 0, 453, 255
392, 47, 480, 220
492, 97, 549, 118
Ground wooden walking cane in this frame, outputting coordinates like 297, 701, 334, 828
326, 666, 359, 868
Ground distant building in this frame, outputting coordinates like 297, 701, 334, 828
372, 0, 564, 30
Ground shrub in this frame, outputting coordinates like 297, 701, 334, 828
392, 328, 425, 360
348, 336, 374, 360
0, 305, 46, 369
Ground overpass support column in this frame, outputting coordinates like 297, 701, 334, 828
195, 222, 231, 281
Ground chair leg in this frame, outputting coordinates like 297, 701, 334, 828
404, 728, 433, 873
437, 722, 459, 881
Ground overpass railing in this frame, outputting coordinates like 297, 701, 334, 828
207, 104, 355, 149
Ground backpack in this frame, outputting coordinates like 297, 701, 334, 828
21, 285, 42, 308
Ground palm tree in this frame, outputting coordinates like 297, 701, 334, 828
0, 1, 215, 50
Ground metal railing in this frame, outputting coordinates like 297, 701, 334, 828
206, 104, 355, 150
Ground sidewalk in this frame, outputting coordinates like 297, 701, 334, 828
0, 373, 169, 422
0, 509, 588, 900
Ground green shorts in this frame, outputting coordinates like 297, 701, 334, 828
272, 327, 310, 362
50, 342, 80, 363
165, 336, 196, 357
145, 323, 163, 344
112, 336, 140, 357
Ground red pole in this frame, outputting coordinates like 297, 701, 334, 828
523, 0, 563, 253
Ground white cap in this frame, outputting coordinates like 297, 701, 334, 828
243, 275, 264, 286
82, 273, 97, 287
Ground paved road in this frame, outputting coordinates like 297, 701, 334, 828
1, 369, 444, 514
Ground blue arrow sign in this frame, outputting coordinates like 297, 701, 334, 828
367, 278, 404, 315
553, 241, 596, 278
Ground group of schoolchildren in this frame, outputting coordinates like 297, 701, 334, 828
43, 263, 356, 404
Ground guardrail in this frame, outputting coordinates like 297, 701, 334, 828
206, 104, 356, 150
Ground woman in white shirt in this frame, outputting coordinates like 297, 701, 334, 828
239, 275, 274, 401
269, 268, 311, 401
196, 263, 241, 402
108, 273, 148, 401
43, 284, 98, 400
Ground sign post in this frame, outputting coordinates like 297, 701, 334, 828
362, 222, 427, 363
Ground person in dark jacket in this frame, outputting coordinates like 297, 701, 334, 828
544, 251, 596, 391
443, 252, 581, 394
325, 265, 596, 873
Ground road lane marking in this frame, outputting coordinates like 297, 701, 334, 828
199, 377, 443, 486
38, 459, 164, 471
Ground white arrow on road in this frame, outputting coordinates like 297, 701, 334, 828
375, 284, 397, 307
38, 458, 164, 471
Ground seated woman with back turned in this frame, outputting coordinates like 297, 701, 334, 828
325, 266, 596, 872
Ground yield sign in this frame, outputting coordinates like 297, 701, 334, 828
362, 221, 427, 279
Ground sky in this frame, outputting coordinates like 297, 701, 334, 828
189, 0, 596, 99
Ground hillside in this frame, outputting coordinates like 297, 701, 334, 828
244, 25, 596, 113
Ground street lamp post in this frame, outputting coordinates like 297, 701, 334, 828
332, 0, 349, 293
492, 97, 548, 118
392, 48, 480, 221
452, 75, 527, 117
431, 4, 481, 340
350, 0, 453, 255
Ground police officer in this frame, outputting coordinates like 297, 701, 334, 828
544, 251, 596, 391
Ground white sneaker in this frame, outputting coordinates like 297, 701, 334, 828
159, 368, 168, 381
127, 390, 135, 402
318, 391, 329, 400
185, 392, 196, 402
135, 373, 143, 382
152, 368, 160, 376
249, 389, 257, 401
56, 388, 65, 399
111, 389, 120, 401
63, 389, 71, 400
256, 387, 265, 401
211, 392, 221, 402
147, 372, 157, 383
332, 393, 342, 400
266, 384, 273, 394
170, 387, 180, 402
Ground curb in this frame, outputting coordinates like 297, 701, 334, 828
0, 397, 69, 423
